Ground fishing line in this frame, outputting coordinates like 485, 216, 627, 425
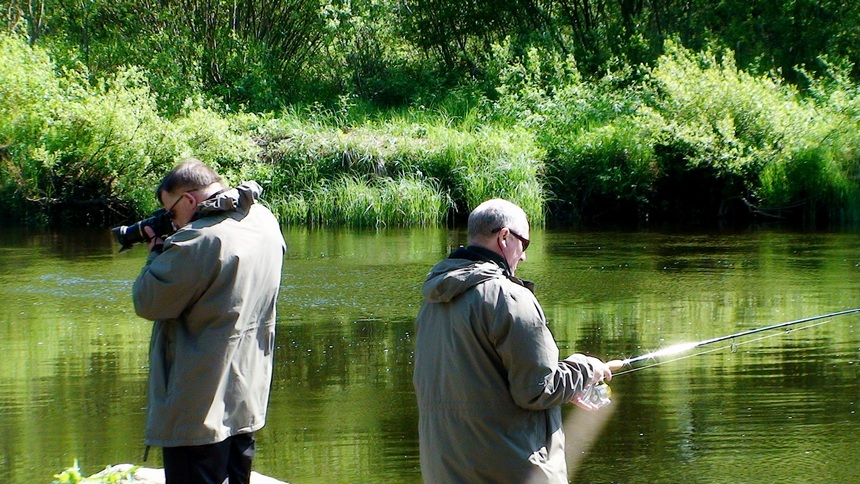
612, 319, 832, 376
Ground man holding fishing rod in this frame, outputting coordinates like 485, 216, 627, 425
413, 198, 614, 483
131, 159, 285, 484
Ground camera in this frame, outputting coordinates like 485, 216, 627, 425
111, 209, 176, 251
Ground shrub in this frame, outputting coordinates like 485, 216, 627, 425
0, 34, 174, 224
169, 101, 261, 183
642, 40, 860, 222
545, 118, 656, 223
0, 32, 63, 223
491, 42, 647, 223
53, 459, 137, 483
0, 32, 268, 225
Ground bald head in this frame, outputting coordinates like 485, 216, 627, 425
468, 199, 529, 246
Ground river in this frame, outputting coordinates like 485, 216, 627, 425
1, 226, 858, 483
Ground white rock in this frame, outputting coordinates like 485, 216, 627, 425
91, 464, 288, 483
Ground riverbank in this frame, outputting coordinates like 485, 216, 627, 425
4, 34, 860, 229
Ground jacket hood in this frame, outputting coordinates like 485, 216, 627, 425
421, 258, 503, 304
197, 181, 262, 217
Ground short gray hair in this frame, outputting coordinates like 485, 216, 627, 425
467, 199, 527, 243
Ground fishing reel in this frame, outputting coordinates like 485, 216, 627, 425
580, 381, 612, 408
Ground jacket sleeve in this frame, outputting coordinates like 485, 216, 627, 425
132, 229, 218, 322
491, 283, 593, 410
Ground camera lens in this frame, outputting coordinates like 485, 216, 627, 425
111, 209, 175, 251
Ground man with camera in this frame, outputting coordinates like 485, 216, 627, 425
131, 159, 285, 484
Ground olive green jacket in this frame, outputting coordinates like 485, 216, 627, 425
413, 247, 594, 483
133, 181, 285, 447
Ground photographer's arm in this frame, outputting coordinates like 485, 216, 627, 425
132, 229, 213, 322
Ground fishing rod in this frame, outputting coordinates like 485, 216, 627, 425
577, 308, 860, 408
607, 307, 860, 372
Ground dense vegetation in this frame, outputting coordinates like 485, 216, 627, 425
2, 0, 859, 228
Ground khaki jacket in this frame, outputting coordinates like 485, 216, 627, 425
133, 182, 285, 447
413, 247, 594, 483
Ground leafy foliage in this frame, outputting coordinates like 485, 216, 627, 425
492, 44, 651, 222
3, 2, 860, 227
642, 41, 860, 222
53, 460, 138, 483
0, 33, 261, 225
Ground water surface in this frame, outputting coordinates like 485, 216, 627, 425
0, 226, 858, 483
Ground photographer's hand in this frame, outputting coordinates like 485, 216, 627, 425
143, 226, 165, 253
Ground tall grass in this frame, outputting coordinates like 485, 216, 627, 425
257, 111, 547, 226
297, 175, 449, 227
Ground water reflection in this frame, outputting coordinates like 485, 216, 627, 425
0, 226, 858, 483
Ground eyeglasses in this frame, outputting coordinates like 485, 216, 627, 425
165, 189, 200, 219
166, 192, 187, 219
491, 227, 530, 251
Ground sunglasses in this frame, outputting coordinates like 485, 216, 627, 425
491, 227, 530, 251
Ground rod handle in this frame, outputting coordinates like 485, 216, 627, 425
606, 359, 626, 371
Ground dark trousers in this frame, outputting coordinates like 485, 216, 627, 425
162, 433, 256, 484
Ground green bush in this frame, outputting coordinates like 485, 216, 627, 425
0, 34, 174, 224
169, 101, 262, 182
642, 41, 860, 222
5, 28, 859, 228
53, 459, 137, 483
0, 33, 268, 225
490, 42, 647, 222
545, 118, 656, 223
0, 32, 61, 223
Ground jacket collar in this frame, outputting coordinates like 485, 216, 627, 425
195, 181, 263, 219
448, 245, 535, 293
449, 245, 511, 275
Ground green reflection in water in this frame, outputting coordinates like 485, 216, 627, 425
1, 226, 858, 483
